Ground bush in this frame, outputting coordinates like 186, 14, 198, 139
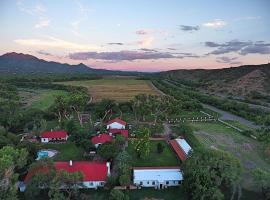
157, 142, 164, 154
110, 189, 129, 200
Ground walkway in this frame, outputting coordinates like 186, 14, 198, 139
202, 104, 262, 129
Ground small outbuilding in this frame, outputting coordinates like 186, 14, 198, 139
133, 166, 183, 189
106, 118, 126, 130
91, 133, 113, 148
169, 138, 192, 162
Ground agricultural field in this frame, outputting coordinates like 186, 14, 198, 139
127, 140, 180, 167
18, 88, 68, 110
189, 121, 270, 191
57, 77, 161, 102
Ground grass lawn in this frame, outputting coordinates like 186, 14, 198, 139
189, 121, 270, 191
57, 77, 161, 102
127, 140, 180, 167
224, 120, 252, 131
19, 88, 68, 110
41, 142, 85, 161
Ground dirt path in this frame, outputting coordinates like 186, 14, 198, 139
163, 122, 172, 141
149, 81, 166, 96
202, 103, 262, 129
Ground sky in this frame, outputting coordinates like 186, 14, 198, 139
0, 0, 270, 72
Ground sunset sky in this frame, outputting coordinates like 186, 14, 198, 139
0, 0, 270, 72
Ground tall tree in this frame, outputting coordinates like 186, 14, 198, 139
69, 91, 90, 127
182, 148, 242, 200
132, 127, 150, 159
0, 146, 28, 200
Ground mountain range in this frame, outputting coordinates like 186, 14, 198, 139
0, 52, 140, 75
0, 52, 269, 100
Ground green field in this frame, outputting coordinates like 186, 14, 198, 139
57, 78, 161, 102
127, 140, 180, 167
224, 120, 252, 131
41, 142, 85, 161
19, 88, 68, 110
190, 121, 270, 191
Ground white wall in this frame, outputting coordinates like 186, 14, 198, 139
134, 180, 181, 188
41, 138, 49, 143
83, 181, 105, 189
107, 122, 125, 130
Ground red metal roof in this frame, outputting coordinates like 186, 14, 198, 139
41, 130, 68, 139
108, 129, 128, 138
55, 161, 108, 181
169, 140, 187, 162
91, 133, 113, 145
24, 161, 108, 182
106, 118, 126, 126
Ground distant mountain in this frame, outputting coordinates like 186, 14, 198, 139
160, 63, 270, 99
0, 52, 140, 75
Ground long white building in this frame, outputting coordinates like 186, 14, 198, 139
133, 167, 183, 189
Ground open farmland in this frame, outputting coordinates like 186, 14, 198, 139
190, 122, 270, 191
57, 77, 161, 102
18, 88, 68, 110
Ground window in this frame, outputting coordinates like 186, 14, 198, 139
166, 181, 169, 185
140, 181, 143, 185
89, 182, 93, 186
147, 181, 149, 184
152, 181, 155, 185
178, 181, 182, 184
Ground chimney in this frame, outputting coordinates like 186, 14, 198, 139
69, 160, 73, 166
106, 162, 111, 176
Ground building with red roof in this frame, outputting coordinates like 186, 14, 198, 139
108, 129, 128, 138
40, 130, 68, 143
91, 133, 113, 148
169, 138, 192, 162
20, 161, 110, 191
106, 117, 126, 130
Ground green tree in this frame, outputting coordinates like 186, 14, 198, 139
132, 127, 150, 159
97, 142, 119, 160
25, 158, 56, 199
110, 189, 129, 200
115, 151, 131, 172
69, 91, 90, 126
0, 146, 28, 200
119, 174, 130, 186
56, 170, 84, 199
182, 148, 242, 200
48, 177, 66, 200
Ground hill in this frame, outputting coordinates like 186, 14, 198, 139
0, 52, 140, 75
160, 64, 270, 101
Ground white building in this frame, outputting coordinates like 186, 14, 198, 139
106, 118, 126, 129
40, 130, 68, 143
133, 167, 183, 189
